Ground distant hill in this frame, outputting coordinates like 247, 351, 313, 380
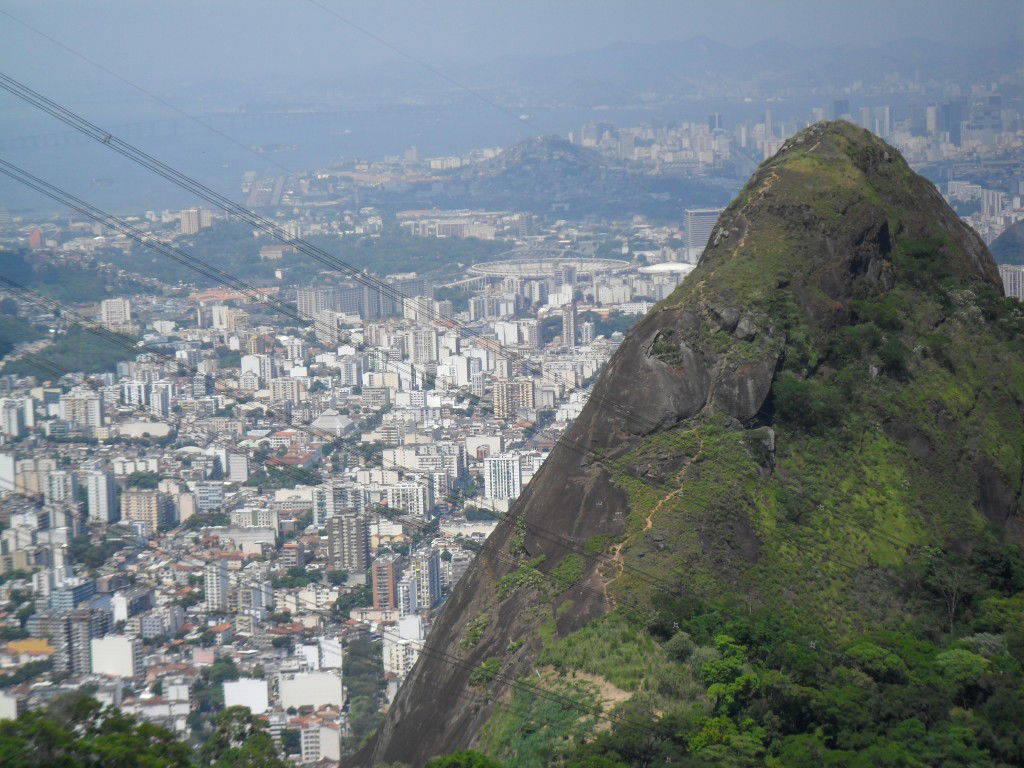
991, 220, 1024, 265
427, 135, 735, 221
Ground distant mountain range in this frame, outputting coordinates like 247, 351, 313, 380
359, 135, 736, 221
242, 36, 1022, 112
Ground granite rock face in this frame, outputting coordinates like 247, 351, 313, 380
352, 122, 1018, 768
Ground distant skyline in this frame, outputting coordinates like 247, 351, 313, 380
0, 0, 1020, 214
0, 0, 1020, 96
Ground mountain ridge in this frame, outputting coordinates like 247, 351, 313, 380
355, 121, 1024, 768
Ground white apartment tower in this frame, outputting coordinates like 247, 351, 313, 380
483, 454, 523, 500
58, 388, 104, 428
99, 298, 132, 329
82, 471, 117, 523
684, 208, 724, 262
204, 560, 229, 613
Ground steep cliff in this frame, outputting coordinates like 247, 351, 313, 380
355, 122, 1024, 767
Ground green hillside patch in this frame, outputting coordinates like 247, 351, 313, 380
538, 612, 661, 692
0, 313, 43, 358
477, 677, 601, 768
2, 325, 136, 377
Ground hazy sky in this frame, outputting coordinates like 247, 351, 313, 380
0, 0, 1020, 93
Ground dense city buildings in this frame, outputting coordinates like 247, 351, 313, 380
0, 39, 1019, 765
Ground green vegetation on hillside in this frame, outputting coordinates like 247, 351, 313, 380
2, 325, 136, 377
0, 249, 152, 304
96, 220, 507, 286
448, 123, 1024, 768
0, 313, 44, 359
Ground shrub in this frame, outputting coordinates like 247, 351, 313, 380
771, 372, 843, 433
844, 641, 908, 684
878, 336, 911, 380
934, 648, 989, 688
665, 631, 696, 662
469, 657, 501, 687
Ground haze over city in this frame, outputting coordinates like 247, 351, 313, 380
0, 2, 1021, 767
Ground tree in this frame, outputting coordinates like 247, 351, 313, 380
198, 707, 287, 768
0, 693, 191, 767
125, 470, 161, 489
280, 728, 301, 755
425, 751, 505, 768
922, 549, 979, 631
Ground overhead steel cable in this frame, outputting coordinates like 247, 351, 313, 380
0, 76, 929, 649
0, 72, 663, 436
0, 160, 305, 325
0, 8, 297, 177
3, 273, 918, 605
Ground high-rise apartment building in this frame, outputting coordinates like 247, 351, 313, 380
684, 208, 725, 262
0, 399, 24, 438
326, 511, 370, 573
91, 635, 143, 678
408, 551, 442, 609
180, 207, 200, 235
998, 264, 1024, 301
204, 559, 229, 613
270, 377, 307, 404
58, 388, 105, 429
121, 490, 174, 533
241, 354, 273, 386
44, 470, 76, 505
371, 553, 400, 610
98, 298, 132, 330
493, 378, 534, 421
297, 285, 342, 320
483, 454, 522, 500
561, 302, 578, 349
408, 328, 438, 364
29, 608, 109, 676
82, 471, 117, 523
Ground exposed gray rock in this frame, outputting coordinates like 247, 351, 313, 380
735, 316, 758, 340
715, 307, 740, 332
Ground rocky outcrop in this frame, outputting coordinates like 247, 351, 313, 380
352, 122, 1020, 767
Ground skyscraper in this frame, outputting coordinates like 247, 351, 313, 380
326, 511, 370, 573
372, 554, 400, 610
561, 302, 578, 349
483, 454, 522, 500
684, 208, 725, 262
204, 559, 229, 613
